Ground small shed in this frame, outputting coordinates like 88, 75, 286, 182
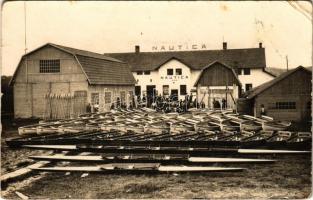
245, 66, 312, 122
194, 61, 242, 109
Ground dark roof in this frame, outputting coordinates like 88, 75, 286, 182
76, 55, 135, 85
49, 43, 123, 63
104, 48, 266, 71
245, 66, 311, 99
194, 61, 242, 87
10, 43, 135, 86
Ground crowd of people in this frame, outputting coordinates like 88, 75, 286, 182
87, 94, 229, 113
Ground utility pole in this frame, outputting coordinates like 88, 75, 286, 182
286, 55, 289, 71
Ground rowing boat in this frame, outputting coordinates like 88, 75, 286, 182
29, 155, 275, 163
29, 163, 245, 172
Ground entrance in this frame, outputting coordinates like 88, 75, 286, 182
171, 89, 178, 101
146, 85, 156, 107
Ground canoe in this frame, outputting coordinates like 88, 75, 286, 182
266, 131, 293, 148
286, 132, 312, 150
262, 121, 291, 131
240, 130, 273, 148
29, 155, 275, 163
18, 125, 38, 136
22, 145, 311, 154
29, 165, 245, 173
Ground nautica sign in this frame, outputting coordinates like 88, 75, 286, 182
152, 44, 208, 51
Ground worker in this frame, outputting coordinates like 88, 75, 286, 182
86, 103, 91, 113
222, 98, 226, 110
261, 104, 266, 115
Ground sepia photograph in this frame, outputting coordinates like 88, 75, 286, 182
1, 1, 312, 199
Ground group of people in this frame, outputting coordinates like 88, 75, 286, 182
86, 94, 229, 113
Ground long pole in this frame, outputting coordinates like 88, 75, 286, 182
286, 55, 289, 71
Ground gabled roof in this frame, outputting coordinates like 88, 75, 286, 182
104, 47, 266, 71
244, 66, 311, 99
194, 61, 242, 87
10, 43, 135, 86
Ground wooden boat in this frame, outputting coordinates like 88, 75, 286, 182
29, 155, 275, 163
29, 164, 245, 172
125, 123, 145, 134
194, 121, 220, 132
144, 122, 170, 134
57, 122, 87, 134
240, 130, 273, 148
36, 125, 59, 135
242, 115, 291, 131
18, 124, 39, 136
266, 131, 293, 148
22, 145, 311, 154
262, 121, 291, 131
170, 122, 194, 132
286, 132, 312, 150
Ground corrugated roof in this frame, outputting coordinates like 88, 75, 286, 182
104, 47, 266, 71
244, 66, 311, 99
10, 43, 135, 86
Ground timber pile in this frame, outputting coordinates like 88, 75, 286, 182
5, 108, 311, 173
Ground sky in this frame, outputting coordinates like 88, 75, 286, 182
1, 1, 312, 76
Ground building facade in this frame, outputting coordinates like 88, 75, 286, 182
10, 43, 135, 119
245, 66, 312, 122
105, 42, 275, 107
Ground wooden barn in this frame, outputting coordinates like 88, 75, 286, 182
10, 43, 135, 119
194, 61, 242, 109
245, 66, 312, 122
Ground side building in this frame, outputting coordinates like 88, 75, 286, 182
10, 43, 135, 119
105, 42, 275, 108
244, 66, 312, 122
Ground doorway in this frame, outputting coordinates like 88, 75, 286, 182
171, 89, 178, 101
146, 85, 156, 107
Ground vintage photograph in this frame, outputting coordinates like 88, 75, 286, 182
1, 1, 312, 199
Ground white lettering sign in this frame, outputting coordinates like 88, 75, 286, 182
152, 44, 207, 51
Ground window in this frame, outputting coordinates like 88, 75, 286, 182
136, 71, 143, 75
237, 68, 242, 75
176, 68, 182, 75
243, 68, 251, 75
163, 85, 169, 95
120, 91, 126, 103
135, 86, 141, 96
144, 71, 150, 75
167, 68, 173, 75
91, 93, 99, 105
104, 92, 112, 104
180, 85, 187, 95
245, 84, 253, 91
39, 60, 60, 73
275, 102, 296, 109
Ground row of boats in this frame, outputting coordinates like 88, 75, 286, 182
13, 108, 311, 150
19, 108, 291, 135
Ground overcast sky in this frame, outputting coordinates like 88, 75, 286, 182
2, 1, 312, 75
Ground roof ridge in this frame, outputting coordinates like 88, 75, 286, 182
104, 47, 264, 55
49, 43, 124, 63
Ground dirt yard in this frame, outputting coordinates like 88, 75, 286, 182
1, 118, 312, 199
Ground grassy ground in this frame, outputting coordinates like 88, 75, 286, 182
2, 154, 311, 198
1, 117, 312, 199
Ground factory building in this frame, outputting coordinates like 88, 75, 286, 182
244, 66, 312, 122
10, 43, 135, 119
105, 42, 275, 108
